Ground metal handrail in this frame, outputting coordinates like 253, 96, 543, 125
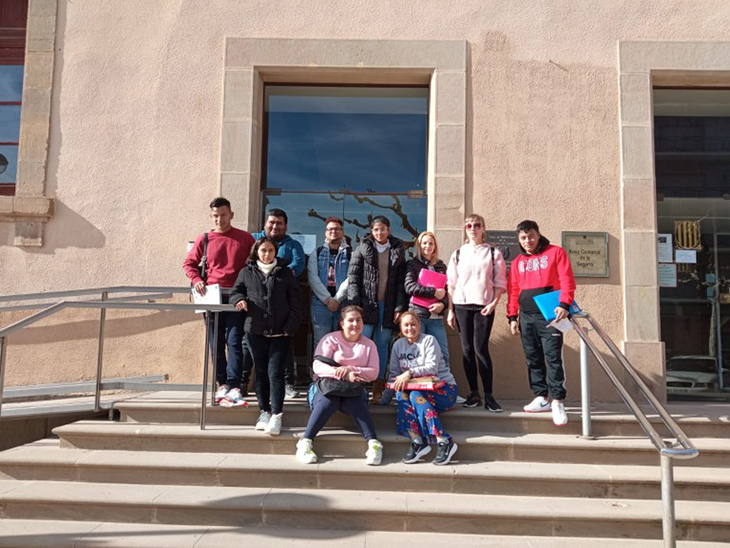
570, 311, 698, 548
0, 289, 234, 432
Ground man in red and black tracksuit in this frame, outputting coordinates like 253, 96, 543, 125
507, 220, 575, 426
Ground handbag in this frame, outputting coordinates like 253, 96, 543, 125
313, 354, 365, 398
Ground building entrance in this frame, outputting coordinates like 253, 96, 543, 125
654, 90, 730, 401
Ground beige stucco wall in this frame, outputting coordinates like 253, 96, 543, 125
2, 0, 729, 401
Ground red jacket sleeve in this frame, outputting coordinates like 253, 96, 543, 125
183, 234, 206, 285
556, 247, 576, 307
506, 259, 520, 319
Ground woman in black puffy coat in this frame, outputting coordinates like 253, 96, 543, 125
230, 237, 303, 436
346, 215, 407, 403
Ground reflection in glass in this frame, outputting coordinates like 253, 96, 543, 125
0, 105, 21, 142
0, 66, 23, 102
262, 191, 427, 250
0, 146, 18, 183
264, 86, 428, 193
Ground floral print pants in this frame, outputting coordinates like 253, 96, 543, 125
396, 383, 457, 443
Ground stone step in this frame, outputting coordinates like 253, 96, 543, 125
0, 480, 728, 541
2, 519, 727, 548
53, 421, 730, 467
2, 441, 729, 502
114, 398, 730, 438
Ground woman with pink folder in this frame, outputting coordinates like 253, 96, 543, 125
404, 231, 451, 368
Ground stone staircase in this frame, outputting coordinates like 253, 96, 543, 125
1, 391, 729, 547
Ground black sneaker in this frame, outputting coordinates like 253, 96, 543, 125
402, 440, 431, 464
462, 392, 481, 408
484, 395, 503, 413
432, 438, 458, 466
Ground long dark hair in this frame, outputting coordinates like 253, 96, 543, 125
249, 236, 278, 263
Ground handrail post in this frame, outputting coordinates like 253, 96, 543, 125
0, 336, 7, 420
94, 291, 108, 413
661, 453, 677, 548
579, 326, 593, 439
201, 312, 212, 430
211, 312, 220, 407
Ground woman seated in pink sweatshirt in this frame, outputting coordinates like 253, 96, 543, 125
296, 305, 383, 466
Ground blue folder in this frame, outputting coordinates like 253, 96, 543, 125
533, 290, 581, 321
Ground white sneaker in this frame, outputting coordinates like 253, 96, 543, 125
455, 395, 467, 405
296, 438, 317, 464
255, 411, 271, 431
523, 396, 550, 413
215, 384, 229, 404
551, 400, 568, 426
365, 439, 383, 466
264, 413, 283, 436
220, 388, 248, 408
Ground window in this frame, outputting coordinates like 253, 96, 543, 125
262, 85, 428, 251
0, 0, 28, 197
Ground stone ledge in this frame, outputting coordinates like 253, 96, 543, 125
0, 195, 54, 222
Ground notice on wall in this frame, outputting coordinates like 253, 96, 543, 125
657, 233, 673, 263
658, 263, 677, 288
290, 234, 317, 256
675, 249, 697, 264
562, 232, 609, 278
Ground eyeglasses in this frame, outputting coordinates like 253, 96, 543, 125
465, 222, 482, 230
326, 226, 343, 232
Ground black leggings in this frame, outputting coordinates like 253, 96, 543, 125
454, 305, 496, 396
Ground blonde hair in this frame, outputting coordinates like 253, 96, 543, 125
399, 311, 422, 335
464, 213, 487, 244
415, 231, 440, 265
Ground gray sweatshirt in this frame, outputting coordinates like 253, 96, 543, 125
388, 334, 456, 386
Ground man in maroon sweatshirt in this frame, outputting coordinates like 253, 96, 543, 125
507, 220, 575, 426
184, 197, 254, 407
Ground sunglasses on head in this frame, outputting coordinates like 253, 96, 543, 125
465, 222, 482, 229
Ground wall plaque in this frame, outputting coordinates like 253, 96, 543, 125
486, 230, 522, 268
562, 231, 609, 278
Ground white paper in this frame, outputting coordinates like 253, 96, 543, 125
290, 234, 318, 256
658, 263, 677, 288
657, 233, 673, 263
191, 283, 221, 313
548, 319, 573, 333
675, 249, 697, 264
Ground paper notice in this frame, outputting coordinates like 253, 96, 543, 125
657, 234, 673, 263
675, 249, 697, 264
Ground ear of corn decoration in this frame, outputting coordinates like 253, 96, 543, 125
674, 220, 702, 251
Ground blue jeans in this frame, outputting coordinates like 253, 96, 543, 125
361, 302, 392, 380
311, 299, 340, 349
207, 310, 244, 389
422, 316, 450, 367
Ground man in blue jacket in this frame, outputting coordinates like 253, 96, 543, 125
252, 208, 305, 398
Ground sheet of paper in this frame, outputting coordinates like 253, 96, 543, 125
191, 283, 221, 313
657, 233, 673, 263
547, 318, 573, 333
675, 249, 697, 264
658, 263, 677, 288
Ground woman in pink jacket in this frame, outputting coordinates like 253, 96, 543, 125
296, 306, 384, 465
446, 214, 507, 412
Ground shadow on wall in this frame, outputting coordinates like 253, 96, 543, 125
20, 200, 106, 253
5, 310, 197, 345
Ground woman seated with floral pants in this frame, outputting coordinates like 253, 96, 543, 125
388, 311, 458, 465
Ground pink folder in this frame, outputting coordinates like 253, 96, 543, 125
410, 269, 448, 308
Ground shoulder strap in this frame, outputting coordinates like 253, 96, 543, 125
200, 232, 209, 282
455, 248, 460, 265
490, 245, 495, 284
